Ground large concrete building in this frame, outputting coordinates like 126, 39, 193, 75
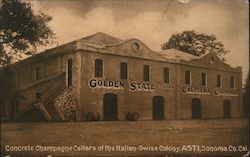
0, 32, 243, 122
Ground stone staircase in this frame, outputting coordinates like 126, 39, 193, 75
53, 87, 76, 121
42, 87, 66, 121
16, 86, 77, 122
42, 86, 77, 122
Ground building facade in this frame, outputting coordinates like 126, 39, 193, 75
0, 32, 243, 122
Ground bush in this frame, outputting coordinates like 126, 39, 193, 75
86, 112, 100, 121
126, 112, 139, 121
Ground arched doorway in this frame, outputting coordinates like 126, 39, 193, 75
192, 98, 201, 119
103, 93, 117, 121
153, 96, 165, 120
223, 100, 231, 118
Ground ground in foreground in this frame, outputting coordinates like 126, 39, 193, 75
1, 119, 249, 157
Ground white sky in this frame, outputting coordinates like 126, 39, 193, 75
28, 0, 249, 85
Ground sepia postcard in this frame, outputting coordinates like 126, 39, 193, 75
0, 0, 249, 157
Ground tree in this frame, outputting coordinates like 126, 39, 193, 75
0, 0, 55, 67
0, 0, 55, 121
0, 66, 17, 121
161, 30, 229, 58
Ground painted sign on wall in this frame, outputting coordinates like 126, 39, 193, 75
181, 85, 238, 96
88, 78, 173, 92
89, 79, 125, 90
181, 85, 211, 95
213, 88, 238, 96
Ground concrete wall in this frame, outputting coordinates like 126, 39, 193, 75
176, 59, 242, 119
13, 52, 76, 117
10, 41, 242, 122
80, 51, 177, 121
17, 75, 66, 113
79, 49, 242, 121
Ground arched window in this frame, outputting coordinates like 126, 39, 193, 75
143, 65, 150, 81
120, 62, 128, 79
185, 70, 191, 85
201, 72, 207, 86
230, 76, 235, 88
164, 68, 170, 83
95, 59, 103, 77
217, 75, 222, 87
67, 59, 72, 86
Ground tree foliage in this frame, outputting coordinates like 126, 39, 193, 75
0, 0, 55, 120
0, 0, 55, 66
161, 30, 229, 58
0, 66, 15, 121
0, 67, 15, 98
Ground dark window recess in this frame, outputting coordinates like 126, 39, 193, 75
164, 68, 170, 83
153, 96, 165, 120
185, 70, 191, 85
143, 65, 150, 81
201, 73, 206, 86
35, 93, 42, 101
230, 76, 235, 88
35, 67, 41, 80
0, 98, 6, 117
120, 62, 128, 79
192, 98, 201, 119
67, 59, 72, 86
103, 93, 117, 121
223, 100, 231, 118
95, 59, 103, 77
217, 75, 222, 87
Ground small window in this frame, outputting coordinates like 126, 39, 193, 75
210, 57, 215, 64
185, 70, 191, 85
164, 68, 170, 83
201, 73, 207, 86
35, 92, 42, 100
132, 42, 140, 52
120, 62, 128, 79
35, 67, 42, 81
95, 59, 103, 77
143, 65, 150, 81
67, 59, 72, 86
230, 76, 235, 88
217, 75, 222, 87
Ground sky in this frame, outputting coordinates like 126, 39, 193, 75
28, 0, 249, 84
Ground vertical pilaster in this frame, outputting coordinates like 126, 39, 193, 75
73, 51, 82, 121
239, 70, 243, 118
175, 64, 179, 119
